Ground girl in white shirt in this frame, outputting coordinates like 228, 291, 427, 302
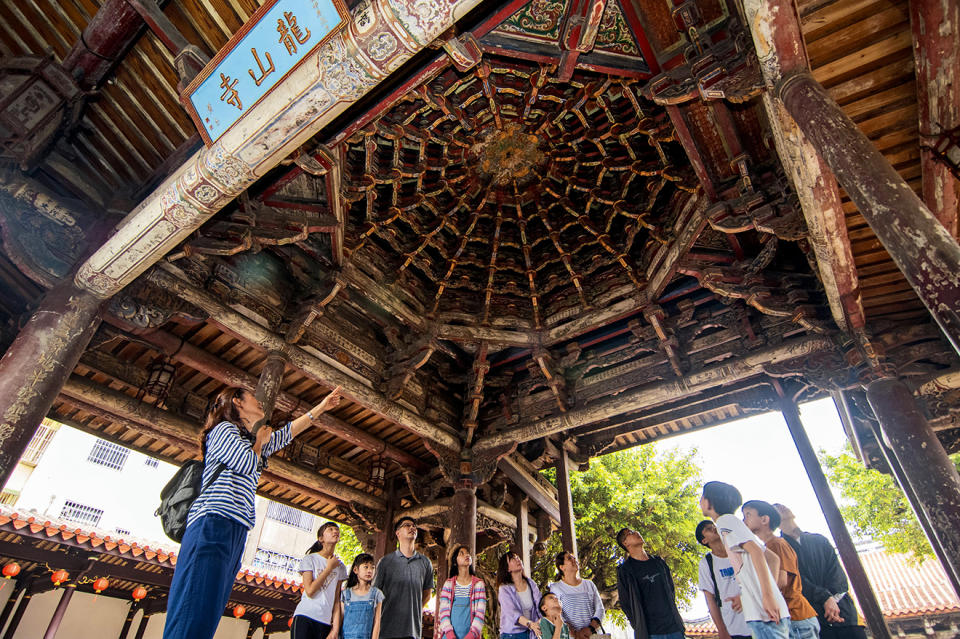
293, 522, 348, 639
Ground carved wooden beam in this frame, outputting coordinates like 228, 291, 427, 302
463, 341, 489, 446
73, 0, 488, 300
645, 193, 709, 298
739, 0, 866, 334
285, 273, 345, 344
498, 454, 560, 522
435, 324, 536, 347
101, 319, 430, 471
909, 0, 959, 237
59, 375, 384, 508
474, 335, 834, 452
148, 267, 461, 451
385, 334, 439, 401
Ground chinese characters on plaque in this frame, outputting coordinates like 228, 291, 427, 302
182, 0, 347, 145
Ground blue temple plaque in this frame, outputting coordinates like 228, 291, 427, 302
181, 0, 349, 146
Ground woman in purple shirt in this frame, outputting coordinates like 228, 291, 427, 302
497, 551, 542, 639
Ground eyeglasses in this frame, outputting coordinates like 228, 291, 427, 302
397, 522, 417, 530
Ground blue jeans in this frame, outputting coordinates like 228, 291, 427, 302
163, 514, 248, 639
790, 617, 820, 639
748, 618, 791, 639
502, 632, 530, 639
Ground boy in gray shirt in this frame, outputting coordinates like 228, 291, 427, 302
374, 516, 434, 639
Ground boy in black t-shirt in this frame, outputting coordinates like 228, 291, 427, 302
615, 528, 685, 639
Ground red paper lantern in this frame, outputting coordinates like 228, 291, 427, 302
51, 569, 69, 586
261, 611, 273, 625
93, 577, 109, 593
132, 586, 148, 601
233, 605, 246, 618
288, 618, 293, 628
2, 563, 20, 579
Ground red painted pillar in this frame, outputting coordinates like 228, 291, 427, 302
0, 281, 103, 488
908, 0, 960, 237
864, 374, 960, 595
777, 72, 960, 355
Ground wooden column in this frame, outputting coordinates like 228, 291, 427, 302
776, 72, 960, 355
117, 603, 139, 639
0, 578, 28, 632
778, 395, 891, 639
908, 0, 960, 237
513, 493, 531, 574
254, 351, 287, 431
865, 375, 960, 594
555, 447, 578, 557
132, 612, 152, 639
375, 479, 397, 561
862, 411, 960, 597
448, 481, 477, 557
1, 585, 34, 639
43, 584, 78, 639
0, 282, 103, 488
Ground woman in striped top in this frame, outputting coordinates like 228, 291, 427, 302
437, 545, 487, 639
162, 385, 342, 639
548, 552, 605, 639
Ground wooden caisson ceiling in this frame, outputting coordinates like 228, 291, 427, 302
0, 0, 958, 531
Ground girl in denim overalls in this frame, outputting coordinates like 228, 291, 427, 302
341, 553, 384, 639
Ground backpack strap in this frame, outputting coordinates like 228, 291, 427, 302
199, 462, 225, 495
706, 553, 721, 608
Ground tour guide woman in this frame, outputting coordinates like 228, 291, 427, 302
162, 385, 342, 639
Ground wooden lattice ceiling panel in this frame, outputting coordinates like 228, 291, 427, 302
342, 58, 694, 330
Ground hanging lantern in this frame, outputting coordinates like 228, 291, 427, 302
131, 586, 147, 601
136, 357, 177, 408
2, 563, 20, 579
288, 618, 293, 628
93, 577, 109, 593
233, 605, 246, 618
51, 569, 69, 586
368, 454, 387, 488
261, 611, 273, 625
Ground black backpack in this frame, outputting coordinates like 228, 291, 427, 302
156, 460, 224, 543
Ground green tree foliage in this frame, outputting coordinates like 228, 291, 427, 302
334, 521, 364, 568
533, 446, 703, 623
822, 446, 960, 562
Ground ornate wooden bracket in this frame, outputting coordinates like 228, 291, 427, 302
384, 332, 440, 400
462, 341, 490, 446
106, 280, 207, 331
442, 32, 483, 72
643, 305, 687, 377
284, 271, 345, 344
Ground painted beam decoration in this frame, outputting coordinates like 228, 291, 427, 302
182, 0, 349, 145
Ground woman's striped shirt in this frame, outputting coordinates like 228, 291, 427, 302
548, 579, 605, 631
186, 420, 292, 530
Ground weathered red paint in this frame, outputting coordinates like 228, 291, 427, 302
0, 282, 102, 489
61, 0, 146, 90
909, 0, 960, 237
779, 73, 960, 355
866, 375, 960, 598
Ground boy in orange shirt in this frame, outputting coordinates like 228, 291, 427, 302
743, 501, 820, 639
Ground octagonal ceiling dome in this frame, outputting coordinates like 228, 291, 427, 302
342, 58, 693, 330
